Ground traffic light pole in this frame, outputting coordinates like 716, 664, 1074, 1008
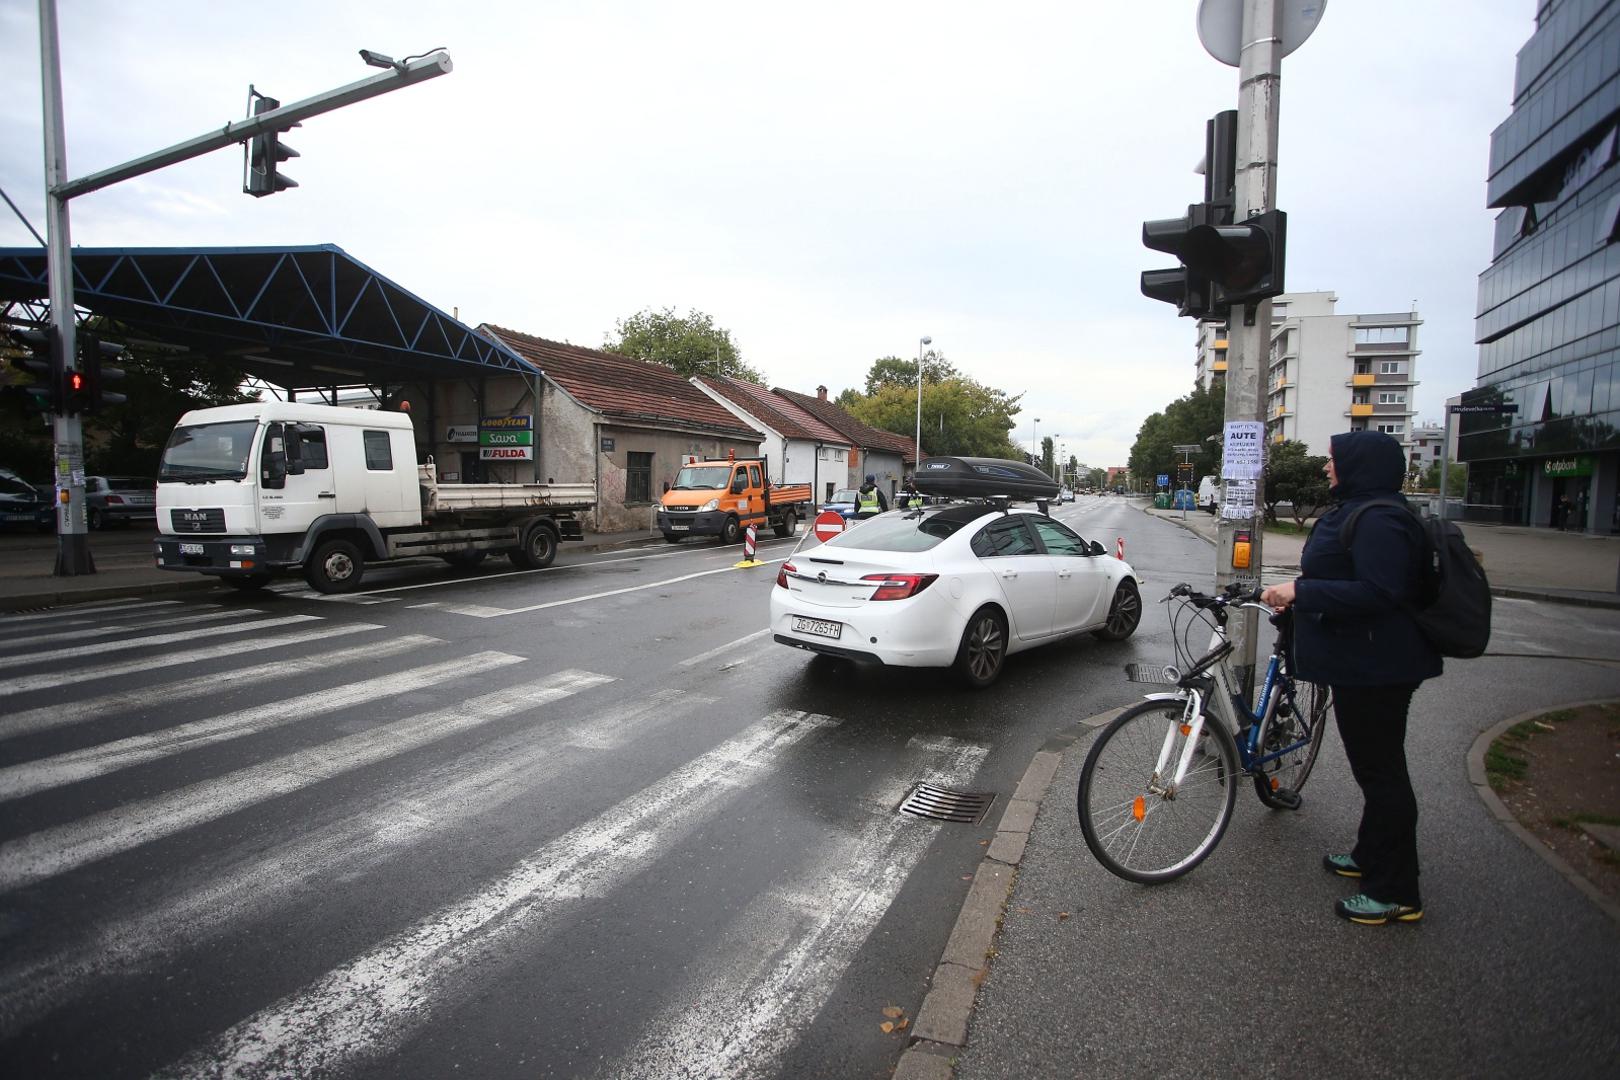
38, 0, 92, 574
1216, 0, 1283, 690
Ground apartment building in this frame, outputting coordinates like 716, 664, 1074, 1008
1193, 320, 1228, 391
1463, 0, 1620, 531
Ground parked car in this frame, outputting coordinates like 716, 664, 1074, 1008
770, 503, 1141, 688
821, 487, 863, 521
84, 475, 157, 529
0, 469, 53, 532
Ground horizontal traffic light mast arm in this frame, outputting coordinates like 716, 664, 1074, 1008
54, 51, 452, 202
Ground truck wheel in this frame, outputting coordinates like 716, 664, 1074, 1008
511, 523, 558, 570
440, 550, 487, 569
720, 516, 741, 545
222, 572, 273, 592
305, 538, 365, 594
774, 512, 797, 539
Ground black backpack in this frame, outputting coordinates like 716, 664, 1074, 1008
1339, 498, 1492, 659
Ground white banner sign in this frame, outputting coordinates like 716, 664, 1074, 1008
1221, 421, 1265, 480
446, 425, 479, 443
1221, 478, 1257, 520
480, 446, 535, 461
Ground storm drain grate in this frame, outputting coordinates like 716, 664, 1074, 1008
898, 783, 996, 825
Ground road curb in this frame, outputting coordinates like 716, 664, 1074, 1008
894, 707, 1123, 1080
1466, 698, 1620, 928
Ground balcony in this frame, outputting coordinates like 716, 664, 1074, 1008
1212, 360, 1227, 372
1349, 403, 1373, 417
1350, 373, 1375, 387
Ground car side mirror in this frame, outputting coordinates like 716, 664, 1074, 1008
1088, 540, 1106, 557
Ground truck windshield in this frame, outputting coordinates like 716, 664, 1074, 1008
158, 420, 258, 482
670, 465, 734, 491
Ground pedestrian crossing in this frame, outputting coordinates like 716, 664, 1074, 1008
0, 596, 995, 1078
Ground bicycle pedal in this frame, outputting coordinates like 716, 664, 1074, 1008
1269, 788, 1303, 811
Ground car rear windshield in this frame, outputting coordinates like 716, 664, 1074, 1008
822, 511, 972, 552
829, 489, 859, 503
158, 420, 258, 482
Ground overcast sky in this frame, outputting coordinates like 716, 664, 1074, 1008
0, 1, 1529, 468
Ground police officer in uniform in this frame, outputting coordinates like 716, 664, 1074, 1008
855, 474, 888, 519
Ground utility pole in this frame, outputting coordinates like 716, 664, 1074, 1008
1215, 0, 1284, 688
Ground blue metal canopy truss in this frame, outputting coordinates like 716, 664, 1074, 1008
0, 244, 537, 392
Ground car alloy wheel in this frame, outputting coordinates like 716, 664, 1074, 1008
1093, 579, 1142, 641
956, 607, 1007, 689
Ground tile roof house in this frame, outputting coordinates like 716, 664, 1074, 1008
478, 326, 765, 530
772, 385, 914, 500
692, 375, 852, 496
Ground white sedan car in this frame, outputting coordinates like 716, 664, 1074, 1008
770, 503, 1142, 688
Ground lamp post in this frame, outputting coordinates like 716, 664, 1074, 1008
1049, 434, 1061, 480
1031, 417, 1039, 468
915, 335, 932, 476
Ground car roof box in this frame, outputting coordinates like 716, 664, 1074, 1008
911, 457, 1061, 501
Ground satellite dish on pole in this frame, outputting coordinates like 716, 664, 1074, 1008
1196, 0, 1327, 67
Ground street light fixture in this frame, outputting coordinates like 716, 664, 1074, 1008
1050, 434, 1061, 480
1031, 417, 1040, 467
915, 335, 932, 475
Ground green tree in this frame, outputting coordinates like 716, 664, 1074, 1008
603, 307, 763, 382
1127, 383, 1225, 486
1421, 459, 1467, 496
863, 351, 958, 395
1263, 439, 1330, 526
833, 387, 864, 409
846, 377, 1022, 459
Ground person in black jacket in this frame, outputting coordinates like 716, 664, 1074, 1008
1260, 430, 1442, 926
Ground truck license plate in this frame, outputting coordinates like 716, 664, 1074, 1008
792, 616, 841, 640
670, 524, 689, 531
179, 543, 205, 555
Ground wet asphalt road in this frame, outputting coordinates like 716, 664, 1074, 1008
0, 498, 1240, 1078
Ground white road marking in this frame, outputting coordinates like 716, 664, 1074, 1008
0, 683, 705, 1033
0, 614, 324, 672
0, 622, 377, 698
0, 599, 181, 625
677, 627, 772, 668
0, 669, 614, 892
0, 650, 519, 802
447, 557, 790, 619
0, 607, 247, 650
0, 634, 438, 741
607, 734, 989, 1079
164, 708, 836, 1079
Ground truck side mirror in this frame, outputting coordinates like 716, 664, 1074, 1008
731, 474, 746, 494
284, 426, 306, 475
261, 424, 288, 489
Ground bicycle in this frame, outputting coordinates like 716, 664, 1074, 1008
1076, 582, 1332, 884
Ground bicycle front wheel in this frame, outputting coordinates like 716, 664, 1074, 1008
1077, 699, 1240, 884
1252, 680, 1331, 808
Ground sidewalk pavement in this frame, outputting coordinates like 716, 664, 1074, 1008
0, 527, 669, 612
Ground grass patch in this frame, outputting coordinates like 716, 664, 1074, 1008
1551, 813, 1620, 830
1485, 744, 1529, 788
1265, 521, 1310, 536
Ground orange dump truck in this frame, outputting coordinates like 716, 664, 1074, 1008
656, 456, 814, 544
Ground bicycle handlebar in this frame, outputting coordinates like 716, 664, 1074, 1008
1165, 582, 1264, 608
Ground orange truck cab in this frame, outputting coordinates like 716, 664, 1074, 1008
657, 455, 814, 544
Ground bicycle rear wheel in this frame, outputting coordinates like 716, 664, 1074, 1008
1077, 699, 1240, 884
1252, 680, 1331, 808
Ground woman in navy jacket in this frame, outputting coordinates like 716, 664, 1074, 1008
1260, 430, 1441, 925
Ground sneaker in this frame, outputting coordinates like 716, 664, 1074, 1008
1335, 893, 1422, 925
1322, 853, 1362, 878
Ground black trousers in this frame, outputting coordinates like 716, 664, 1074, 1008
1332, 683, 1422, 906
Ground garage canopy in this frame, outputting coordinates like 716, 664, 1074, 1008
0, 244, 537, 394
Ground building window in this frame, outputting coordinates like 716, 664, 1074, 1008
1377, 423, 1404, 435
626, 451, 653, 503
1355, 361, 1371, 374
1355, 326, 1409, 345
362, 430, 393, 471
1379, 361, 1405, 374
1378, 392, 1407, 404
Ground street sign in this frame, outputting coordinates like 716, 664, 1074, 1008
1449, 404, 1519, 414
1157, 474, 1170, 488
1171, 444, 1202, 453
812, 510, 846, 544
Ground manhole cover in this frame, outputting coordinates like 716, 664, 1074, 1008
898, 783, 995, 825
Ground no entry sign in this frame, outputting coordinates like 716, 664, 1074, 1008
812, 510, 846, 544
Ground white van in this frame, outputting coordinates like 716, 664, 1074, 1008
1196, 476, 1220, 514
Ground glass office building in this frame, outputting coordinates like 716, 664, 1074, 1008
1465, 0, 1620, 531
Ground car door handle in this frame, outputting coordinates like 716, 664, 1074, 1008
1056, 569, 1073, 579
318, 492, 337, 499
1000, 570, 1018, 579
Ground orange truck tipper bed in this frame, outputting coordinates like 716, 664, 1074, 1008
656, 456, 814, 544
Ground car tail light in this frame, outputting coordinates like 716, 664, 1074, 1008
861, 573, 937, 601
776, 562, 795, 589
107, 495, 125, 504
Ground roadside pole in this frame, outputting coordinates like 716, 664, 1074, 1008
1216, 0, 1283, 688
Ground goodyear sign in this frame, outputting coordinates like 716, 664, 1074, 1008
480, 415, 534, 461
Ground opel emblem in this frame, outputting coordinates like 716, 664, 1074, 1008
817, 571, 826, 583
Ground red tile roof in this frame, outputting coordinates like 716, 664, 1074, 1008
694, 376, 849, 443
483, 326, 762, 440
772, 388, 918, 466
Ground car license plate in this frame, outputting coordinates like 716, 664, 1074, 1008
179, 542, 205, 555
670, 524, 689, 531
2, 513, 31, 522
792, 616, 842, 640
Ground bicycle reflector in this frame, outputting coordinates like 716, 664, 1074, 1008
1232, 529, 1252, 570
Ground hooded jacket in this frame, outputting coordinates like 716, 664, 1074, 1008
1291, 430, 1443, 687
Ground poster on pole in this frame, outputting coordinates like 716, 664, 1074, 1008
1220, 478, 1257, 520
1220, 420, 1265, 480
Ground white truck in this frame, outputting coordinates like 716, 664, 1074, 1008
154, 402, 595, 593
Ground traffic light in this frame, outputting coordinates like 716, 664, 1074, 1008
1184, 208, 1287, 308
1142, 201, 1223, 320
6, 327, 62, 414
245, 94, 299, 197
63, 367, 90, 415
79, 335, 128, 411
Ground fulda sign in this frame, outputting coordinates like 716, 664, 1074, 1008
480, 414, 534, 461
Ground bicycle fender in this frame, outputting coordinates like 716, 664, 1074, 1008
1139, 692, 1186, 703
